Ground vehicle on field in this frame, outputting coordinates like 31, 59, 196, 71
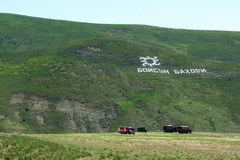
163, 125, 177, 133
137, 127, 147, 132
177, 126, 192, 134
118, 127, 136, 134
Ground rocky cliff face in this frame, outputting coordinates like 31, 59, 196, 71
7, 92, 117, 133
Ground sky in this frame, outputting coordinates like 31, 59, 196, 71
0, 0, 240, 31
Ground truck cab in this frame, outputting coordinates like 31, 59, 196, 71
118, 127, 136, 134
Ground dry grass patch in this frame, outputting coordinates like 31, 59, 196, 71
21, 132, 240, 159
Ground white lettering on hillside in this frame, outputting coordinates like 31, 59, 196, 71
138, 68, 207, 74
137, 68, 170, 74
173, 69, 207, 74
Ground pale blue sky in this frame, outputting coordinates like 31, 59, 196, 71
0, 0, 240, 31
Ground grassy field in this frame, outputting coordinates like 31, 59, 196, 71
1, 132, 240, 160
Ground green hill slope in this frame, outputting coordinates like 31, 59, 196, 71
0, 13, 240, 133
1, 13, 240, 62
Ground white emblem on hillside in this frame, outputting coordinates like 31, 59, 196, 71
140, 56, 161, 67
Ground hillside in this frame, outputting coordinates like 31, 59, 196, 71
0, 13, 240, 133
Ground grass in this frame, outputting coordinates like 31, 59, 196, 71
1, 132, 240, 159
0, 13, 240, 133
0, 133, 91, 160
1, 13, 240, 62
0, 38, 240, 133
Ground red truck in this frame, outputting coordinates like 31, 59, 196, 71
118, 127, 136, 134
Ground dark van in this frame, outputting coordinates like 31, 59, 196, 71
137, 127, 147, 132
163, 125, 177, 133
177, 126, 192, 134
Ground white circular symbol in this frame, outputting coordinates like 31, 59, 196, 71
140, 56, 161, 67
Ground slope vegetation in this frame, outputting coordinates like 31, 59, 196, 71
0, 13, 240, 133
